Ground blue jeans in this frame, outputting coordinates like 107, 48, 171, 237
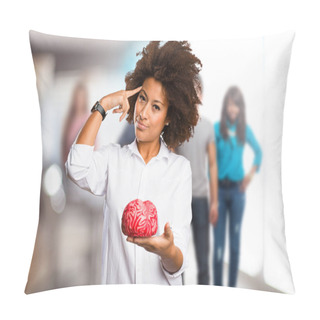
191, 197, 210, 285
213, 184, 245, 287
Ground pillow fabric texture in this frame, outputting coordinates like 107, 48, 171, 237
25, 30, 295, 294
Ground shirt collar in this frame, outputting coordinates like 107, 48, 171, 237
127, 137, 170, 161
226, 119, 237, 130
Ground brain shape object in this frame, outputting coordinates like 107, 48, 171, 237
121, 199, 158, 237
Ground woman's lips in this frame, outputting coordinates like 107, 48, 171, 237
136, 120, 148, 130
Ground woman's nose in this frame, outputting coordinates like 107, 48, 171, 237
140, 103, 150, 119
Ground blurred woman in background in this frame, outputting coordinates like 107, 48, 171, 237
213, 86, 262, 287
62, 81, 90, 164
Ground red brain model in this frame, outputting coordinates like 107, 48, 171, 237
121, 199, 158, 237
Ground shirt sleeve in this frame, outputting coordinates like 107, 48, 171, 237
213, 122, 220, 142
65, 143, 113, 196
159, 158, 192, 285
246, 125, 263, 172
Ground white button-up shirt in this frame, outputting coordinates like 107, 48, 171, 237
65, 138, 192, 285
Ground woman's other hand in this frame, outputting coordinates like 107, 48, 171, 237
126, 222, 173, 256
240, 166, 257, 192
126, 222, 183, 274
240, 174, 252, 192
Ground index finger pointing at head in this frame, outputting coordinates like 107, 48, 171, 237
126, 86, 142, 98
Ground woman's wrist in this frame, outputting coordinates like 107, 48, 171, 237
160, 245, 182, 274
160, 243, 176, 260
99, 96, 112, 112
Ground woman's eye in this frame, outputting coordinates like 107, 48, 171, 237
153, 105, 160, 111
139, 94, 146, 102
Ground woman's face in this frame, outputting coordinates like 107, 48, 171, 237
134, 77, 169, 145
226, 99, 240, 123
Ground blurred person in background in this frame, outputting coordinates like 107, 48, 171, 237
175, 80, 218, 285
62, 81, 90, 164
65, 41, 202, 285
117, 122, 135, 147
213, 86, 262, 287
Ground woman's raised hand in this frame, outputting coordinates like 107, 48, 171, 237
76, 86, 142, 145
99, 86, 142, 122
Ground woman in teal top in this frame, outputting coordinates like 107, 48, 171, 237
213, 86, 262, 287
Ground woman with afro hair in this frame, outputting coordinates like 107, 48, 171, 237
66, 41, 202, 285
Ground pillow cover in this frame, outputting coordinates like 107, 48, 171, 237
25, 30, 295, 294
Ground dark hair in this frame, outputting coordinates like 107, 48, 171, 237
220, 86, 246, 144
125, 41, 202, 149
